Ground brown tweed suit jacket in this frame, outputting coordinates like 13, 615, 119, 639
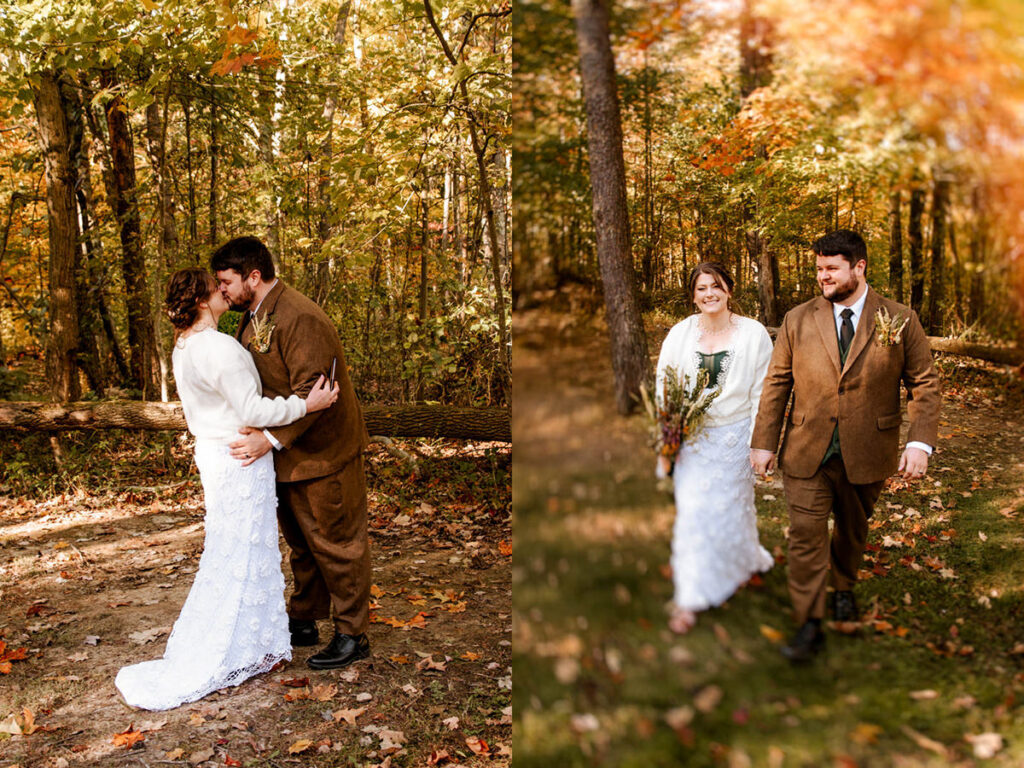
751, 286, 941, 485
237, 281, 369, 483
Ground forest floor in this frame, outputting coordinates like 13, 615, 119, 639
513, 296, 1024, 768
0, 413, 511, 768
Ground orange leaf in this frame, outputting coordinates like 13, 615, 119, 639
498, 540, 512, 556
460, 652, 481, 661
427, 748, 452, 765
112, 724, 145, 749
288, 739, 314, 754
225, 755, 242, 767
466, 736, 490, 755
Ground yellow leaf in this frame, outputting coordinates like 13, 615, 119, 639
759, 624, 784, 643
288, 739, 313, 754
165, 748, 184, 759
851, 722, 882, 745
139, 0, 158, 10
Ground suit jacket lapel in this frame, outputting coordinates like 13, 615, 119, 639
239, 281, 287, 349
842, 286, 879, 377
814, 298, 842, 376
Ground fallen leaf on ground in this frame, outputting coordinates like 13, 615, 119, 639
966, 732, 1003, 759
851, 722, 882, 745
460, 651, 481, 661
310, 684, 337, 702
498, 540, 512, 556
0, 713, 22, 735
693, 685, 723, 713
442, 716, 459, 730
189, 747, 215, 764
759, 625, 784, 643
224, 755, 242, 767
332, 707, 366, 725
664, 706, 694, 731
288, 739, 314, 754
910, 690, 939, 701
417, 655, 447, 672
427, 748, 452, 765
128, 627, 168, 645
83, 635, 100, 645
111, 724, 145, 749
280, 677, 309, 687
66, 652, 89, 662
165, 748, 184, 759
379, 729, 407, 753
900, 725, 948, 756
465, 736, 490, 755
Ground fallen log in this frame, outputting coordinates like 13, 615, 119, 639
924, 337, 1024, 367
764, 327, 1023, 366
0, 401, 510, 442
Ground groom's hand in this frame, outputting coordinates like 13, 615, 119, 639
898, 446, 929, 480
230, 427, 272, 466
750, 449, 776, 479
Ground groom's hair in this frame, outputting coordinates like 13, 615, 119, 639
210, 236, 276, 281
812, 230, 867, 268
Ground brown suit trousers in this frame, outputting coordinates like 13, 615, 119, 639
238, 281, 371, 635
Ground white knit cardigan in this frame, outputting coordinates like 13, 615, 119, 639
655, 313, 774, 440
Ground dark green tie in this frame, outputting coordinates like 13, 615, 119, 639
823, 308, 855, 465
839, 308, 855, 357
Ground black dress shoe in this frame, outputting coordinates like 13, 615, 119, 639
289, 618, 319, 647
781, 621, 825, 663
831, 590, 858, 623
307, 633, 371, 670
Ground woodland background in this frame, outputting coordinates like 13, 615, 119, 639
0, 0, 511, 409
514, 0, 1024, 345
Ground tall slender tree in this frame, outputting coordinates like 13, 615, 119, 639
572, 0, 649, 414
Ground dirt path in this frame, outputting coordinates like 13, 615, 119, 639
1, 440, 511, 767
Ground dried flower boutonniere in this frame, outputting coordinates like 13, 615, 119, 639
249, 312, 276, 353
875, 307, 909, 347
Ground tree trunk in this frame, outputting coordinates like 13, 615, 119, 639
422, 0, 511, 392
31, 70, 81, 401
317, 1, 351, 247
101, 68, 158, 399
968, 186, 986, 324
61, 77, 107, 394
948, 218, 963, 325
887, 189, 903, 302
0, 402, 511, 441
145, 90, 179, 269
572, 0, 650, 413
208, 89, 218, 248
925, 177, 950, 336
182, 90, 198, 257
908, 182, 926, 314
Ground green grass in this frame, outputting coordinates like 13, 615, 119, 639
513, 440, 1024, 767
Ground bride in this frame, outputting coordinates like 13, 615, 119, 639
656, 262, 775, 633
115, 268, 338, 711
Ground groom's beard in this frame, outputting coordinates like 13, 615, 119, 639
820, 274, 859, 303
227, 283, 256, 312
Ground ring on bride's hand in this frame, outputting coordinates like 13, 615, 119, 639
245, 453, 250, 459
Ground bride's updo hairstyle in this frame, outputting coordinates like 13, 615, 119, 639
165, 268, 217, 331
688, 261, 738, 313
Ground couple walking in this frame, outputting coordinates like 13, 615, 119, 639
657, 229, 941, 661
116, 237, 372, 710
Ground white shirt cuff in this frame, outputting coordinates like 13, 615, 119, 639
905, 440, 932, 455
263, 429, 284, 451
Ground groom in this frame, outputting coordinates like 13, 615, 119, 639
212, 236, 372, 670
750, 230, 940, 662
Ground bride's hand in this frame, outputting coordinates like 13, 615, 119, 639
305, 374, 340, 413
658, 455, 673, 476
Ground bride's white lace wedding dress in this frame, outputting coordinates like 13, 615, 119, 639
657, 315, 775, 613
115, 328, 306, 711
